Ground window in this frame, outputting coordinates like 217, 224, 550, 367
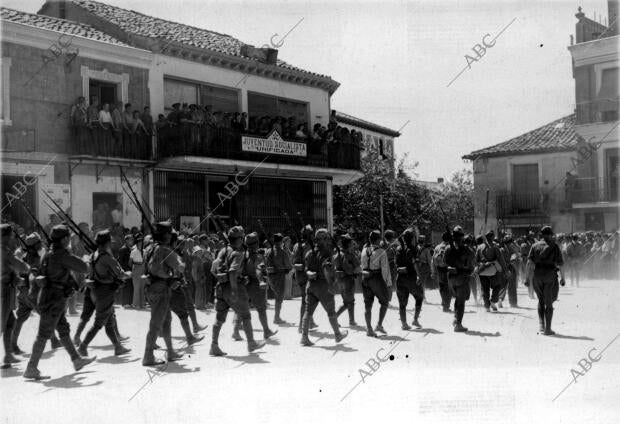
89, 80, 118, 107
247, 92, 308, 124
598, 67, 619, 121
164, 78, 239, 112
512, 164, 539, 194
1, 57, 11, 125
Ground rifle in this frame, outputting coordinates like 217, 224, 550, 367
119, 166, 156, 235
41, 190, 96, 252
19, 199, 52, 246
206, 207, 228, 244
12, 227, 27, 250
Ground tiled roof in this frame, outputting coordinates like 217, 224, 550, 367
335, 111, 401, 137
463, 114, 581, 159
0, 6, 129, 46
71, 0, 331, 79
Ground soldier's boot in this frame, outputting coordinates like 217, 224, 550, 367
399, 309, 411, 330
273, 301, 285, 324
300, 313, 314, 346
365, 310, 376, 337
329, 316, 348, 343
348, 304, 357, 326
258, 309, 278, 339
181, 319, 204, 345
453, 304, 468, 332
243, 319, 265, 353
73, 319, 87, 346
537, 303, 545, 333
142, 336, 164, 366
112, 316, 129, 342
23, 337, 50, 380
454, 323, 468, 332
164, 335, 183, 362
50, 334, 62, 350
298, 301, 306, 333
189, 309, 207, 333
231, 317, 244, 341
209, 323, 227, 356
412, 304, 422, 328
544, 307, 555, 336
10, 319, 25, 355
77, 326, 98, 357
60, 334, 96, 371
2, 325, 19, 367
374, 305, 388, 334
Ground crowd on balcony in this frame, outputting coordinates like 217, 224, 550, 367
70, 96, 152, 158
156, 103, 363, 147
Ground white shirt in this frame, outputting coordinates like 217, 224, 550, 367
360, 244, 391, 284
130, 246, 143, 265
99, 110, 113, 123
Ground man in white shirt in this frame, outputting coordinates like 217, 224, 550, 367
129, 234, 145, 309
360, 230, 392, 337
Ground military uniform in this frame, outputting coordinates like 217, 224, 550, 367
528, 226, 563, 335
142, 222, 185, 366
23, 225, 95, 379
334, 243, 361, 326
78, 231, 131, 357
210, 226, 265, 356
169, 281, 205, 345
359, 235, 391, 336
265, 235, 292, 323
2, 225, 29, 367
432, 239, 452, 312
292, 237, 315, 331
475, 236, 506, 311
444, 227, 474, 332
300, 234, 347, 346
396, 235, 423, 329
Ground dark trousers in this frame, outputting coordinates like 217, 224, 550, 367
214, 282, 251, 323
301, 279, 339, 335
35, 287, 71, 340
170, 288, 189, 319
396, 277, 424, 312
246, 279, 267, 312
437, 267, 452, 309
81, 284, 119, 347
145, 281, 172, 351
479, 275, 500, 308
2, 286, 17, 357
339, 276, 356, 308
267, 273, 286, 304
448, 274, 471, 324
80, 287, 96, 322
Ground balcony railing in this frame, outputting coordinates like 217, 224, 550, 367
156, 123, 361, 170
569, 177, 620, 203
496, 191, 547, 218
575, 99, 619, 125
70, 125, 153, 161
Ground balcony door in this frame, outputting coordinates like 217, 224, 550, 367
606, 148, 619, 201
512, 164, 540, 214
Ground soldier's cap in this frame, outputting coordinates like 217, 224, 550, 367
402, 228, 415, 237
124, 234, 134, 241
452, 226, 465, 237
197, 234, 209, 242
503, 235, 512, 243
369, 230, 382, 242
541, 226, 554, 236
384, 229, 396, 240
25, 232, 42, 246
418, 234, 427, 241
95, 230, 112, 245
133, 232, 143, 241
302, 224, 314, 234
245, 232, 259, 246
155, 221, 173, 235
315, 228, 330, 239
228, 226, 245, 239
0, 223, 11, 237
485, 230, 495, 238
50, 224, 70, 240
273, 233, 284, 242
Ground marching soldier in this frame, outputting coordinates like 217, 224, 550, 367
142, 222, 185, 366
360, 230, 392, 337
527, 226, 565, 336
265, 233, 292, 324
77, 230, 131, 357
444, 226, 475, 332
383, 230, 399, 299
292, 226, 318, 333
475, 230, 507, 312
335, 234, 360, 327
11, 233, 62, 354
431, 232, 453, 312
168, 231, 205, 346
2, 224, 29, 368
300, 229, 348, 346
396, 228, 424, 330
23, 225, 96, 379
231, 232, 278, 341
210, 226, 266, 356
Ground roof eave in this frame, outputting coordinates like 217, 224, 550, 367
463, 146, 576, 161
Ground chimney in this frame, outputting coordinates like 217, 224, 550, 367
608, 0, 619, 35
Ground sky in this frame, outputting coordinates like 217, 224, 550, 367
1, 0, 612, 180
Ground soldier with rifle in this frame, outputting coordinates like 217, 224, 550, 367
334, 234, 361, 327
292, 218, 318, 333
77, 230, 132, 357
265, 232, 292, 325
445, 226, 475, 332
396, 228, 424, 330
23, 224, 97, 379
359, 230, 392, 337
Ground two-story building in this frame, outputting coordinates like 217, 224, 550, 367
463, 2, 619, 235
2, 0, 363, 235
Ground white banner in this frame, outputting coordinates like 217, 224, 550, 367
241, 130, 307, 157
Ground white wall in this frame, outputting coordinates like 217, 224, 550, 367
148, 54, 331, 128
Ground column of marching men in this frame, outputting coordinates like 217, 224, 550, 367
2, 216, 618, 379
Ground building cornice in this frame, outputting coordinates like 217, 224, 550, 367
1, 20, 152, 69
567, 35, 620, 67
